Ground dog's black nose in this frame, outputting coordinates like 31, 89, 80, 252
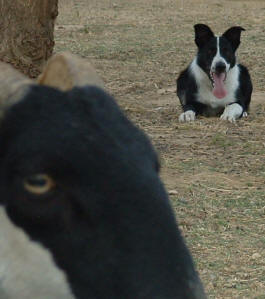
214, 62, 226, 74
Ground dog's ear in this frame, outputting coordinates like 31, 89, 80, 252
222, 26, 245, 51
194, 24, 214, 48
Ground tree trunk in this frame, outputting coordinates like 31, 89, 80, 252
0, 0, 58, 78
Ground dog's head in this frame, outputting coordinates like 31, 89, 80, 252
194, 24, 245, 99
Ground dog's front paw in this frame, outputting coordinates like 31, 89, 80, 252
220, 112, 237, 123
242, 111, 248, 118
220, 103, 243, 123
179, 110, 196, 122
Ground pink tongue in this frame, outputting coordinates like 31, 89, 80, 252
212, 72, 227, 99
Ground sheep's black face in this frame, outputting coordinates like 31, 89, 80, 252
0, 86, 205, 299
0, 86, 160, 228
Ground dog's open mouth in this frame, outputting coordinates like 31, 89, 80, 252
210, 72, 227, 99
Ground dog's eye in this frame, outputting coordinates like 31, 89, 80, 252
24, 174, 56, 195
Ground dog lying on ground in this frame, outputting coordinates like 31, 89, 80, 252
177, 24, 252, 123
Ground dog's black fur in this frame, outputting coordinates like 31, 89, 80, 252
0, 85, 206, 299
177, 24, 252, 122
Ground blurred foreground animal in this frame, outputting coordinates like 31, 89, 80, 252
0, 53, 206, 299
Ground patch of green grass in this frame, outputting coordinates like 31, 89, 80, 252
210, 133, 234, 148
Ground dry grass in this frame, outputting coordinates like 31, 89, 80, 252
56, 1, 265, 297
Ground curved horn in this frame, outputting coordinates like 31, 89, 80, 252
37, 52, 105, 91
0, 62, 34, 120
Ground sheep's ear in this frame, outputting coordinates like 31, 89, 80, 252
37, 52, 105, 91
0, 62, 34, 120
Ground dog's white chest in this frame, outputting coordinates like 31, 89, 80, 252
192, 61, 240, 108
197, 85, 233, 108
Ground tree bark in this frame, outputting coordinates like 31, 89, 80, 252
0, 0, 58, 78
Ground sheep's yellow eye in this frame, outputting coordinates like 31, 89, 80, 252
24, 174, 56, 195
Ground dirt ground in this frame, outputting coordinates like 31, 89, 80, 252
55, 1, 265, 297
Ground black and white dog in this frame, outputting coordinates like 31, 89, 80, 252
177, 24, 252, 122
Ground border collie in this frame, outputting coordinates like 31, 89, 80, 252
177, 24, 252, 122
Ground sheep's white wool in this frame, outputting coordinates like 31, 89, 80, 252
0, 207, 74, 299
